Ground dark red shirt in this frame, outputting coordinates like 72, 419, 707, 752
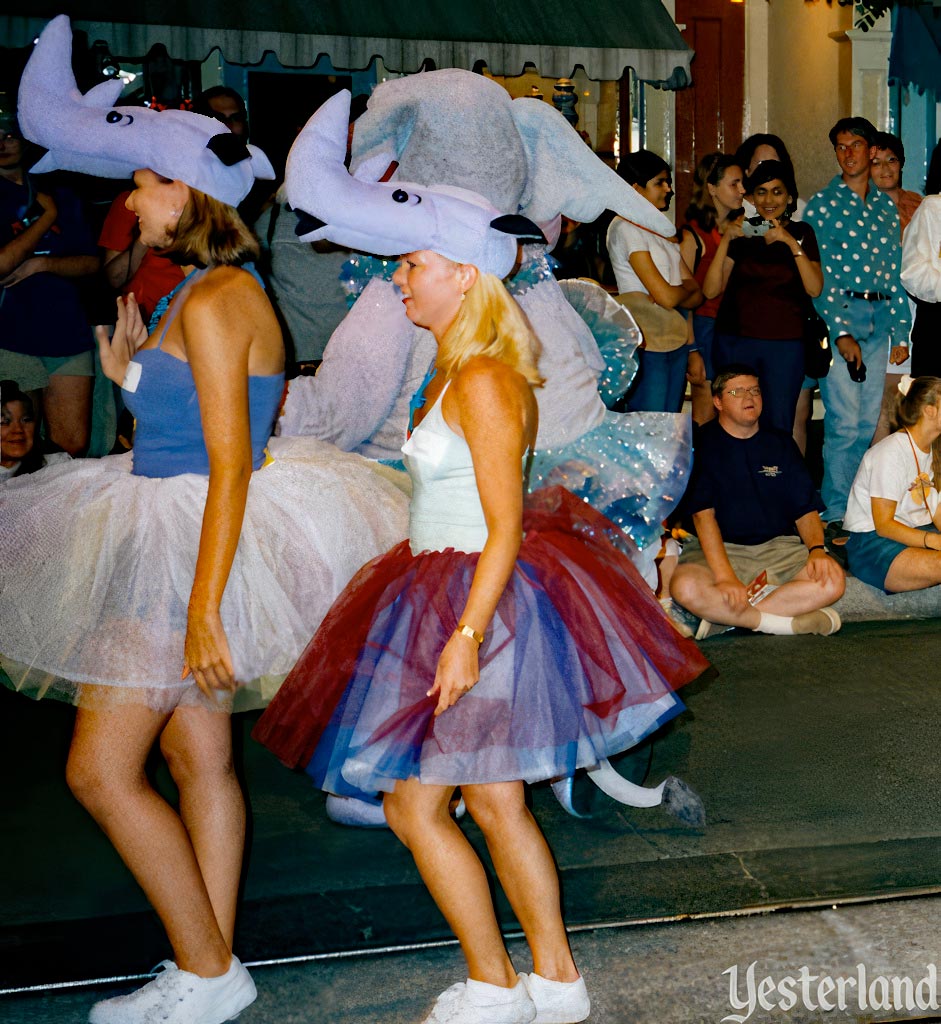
715, 221, 820, 340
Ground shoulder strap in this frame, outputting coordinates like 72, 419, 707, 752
681, 224, 706, 273
156, 268, 206, 349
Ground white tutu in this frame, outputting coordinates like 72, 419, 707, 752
0, 436, 409, 712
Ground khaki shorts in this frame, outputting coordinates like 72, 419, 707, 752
0, 347, 95, 392
679, 534, 809, 586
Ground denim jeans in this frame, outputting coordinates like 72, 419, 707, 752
625, 345, 689, 413
817, 297, 891, 521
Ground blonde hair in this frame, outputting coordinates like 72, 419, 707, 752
437, 270, 544, 388
896, 375, 941, 490
168, 187, 258, 267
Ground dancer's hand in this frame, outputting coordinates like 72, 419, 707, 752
183, 607, 238, 698
428, 631, 480, 716
96, 294, 148, 384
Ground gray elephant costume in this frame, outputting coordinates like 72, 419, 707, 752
279, 70, 692, 565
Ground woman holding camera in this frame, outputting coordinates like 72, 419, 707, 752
704, 160, 823, 434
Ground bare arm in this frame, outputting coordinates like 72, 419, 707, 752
103, 240, 147, 290
765, 221, 823, 297
794, 510, 844, 587
872, 496, 941, 549
179, 272, 280, 695
628, 249, 701, 310
0, 192, 57, 277
428, 359, 537, 716
1, 252, 99, 288
678, 227, 700, 278
702, 222, 742, 299
691, 507, 750, 614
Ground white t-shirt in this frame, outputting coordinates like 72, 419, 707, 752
844, 431, 939, 532
606, 217, 682, 295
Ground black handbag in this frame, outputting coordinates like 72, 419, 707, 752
802, 305, 831, 379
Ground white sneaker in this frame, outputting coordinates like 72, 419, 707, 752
88, 957, 256, 1024
422, 978, 536, 1024
520, 973, 591, 1024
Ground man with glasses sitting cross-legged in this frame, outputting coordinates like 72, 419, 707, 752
670, 364, 845, 640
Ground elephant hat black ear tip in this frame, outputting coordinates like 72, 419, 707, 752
293, 208, 326, 237
490, 214, 546, 244
205, 132, 251, 167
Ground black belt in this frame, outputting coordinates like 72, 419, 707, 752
845, 289, 891, 301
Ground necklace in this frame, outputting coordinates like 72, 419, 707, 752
903, 429, 931, 509
147, 267, 201, 333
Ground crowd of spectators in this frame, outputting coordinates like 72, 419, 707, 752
604, 118, 941, 614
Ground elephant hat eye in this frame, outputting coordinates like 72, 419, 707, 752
106, 110, 134, 125
392, 189, 421, 206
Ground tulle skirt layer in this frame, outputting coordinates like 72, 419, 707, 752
527, 410, 692, 552
253, 487, 709, 796
0, 437, 409, 712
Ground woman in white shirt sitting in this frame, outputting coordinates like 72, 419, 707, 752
844, 375, 941, 592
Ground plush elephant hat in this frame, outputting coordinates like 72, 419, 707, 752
286, 90, 542, 278
351, 68, 675, 239
18, 15, 274, 206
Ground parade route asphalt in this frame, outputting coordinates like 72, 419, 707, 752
2, 616, 940, 1021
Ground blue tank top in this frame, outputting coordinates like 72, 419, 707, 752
123, 267, 285, 479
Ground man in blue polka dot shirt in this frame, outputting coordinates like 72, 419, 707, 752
804, 116, 911, 533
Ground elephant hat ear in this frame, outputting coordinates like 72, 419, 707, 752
508, 95, 676, 238
285, 90, 523, 278
18, 15, 266, 206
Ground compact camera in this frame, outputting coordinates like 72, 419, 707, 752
742, 216, 773, 238
847, 359, 867, 383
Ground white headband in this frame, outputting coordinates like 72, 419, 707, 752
18, 16, 274, 206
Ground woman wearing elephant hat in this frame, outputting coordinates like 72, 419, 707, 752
254, 89, 710, 1024
278, 68, 693, 590
0, 17, 409, 1024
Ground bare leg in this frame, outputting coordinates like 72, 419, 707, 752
67, 698, 232, 976
160, 706, 245, 946
43, 373, 92, 456
671, 562, 843, 627
384, 777, 517, 988
462, 782, 579, 984
884, 546, 941, 592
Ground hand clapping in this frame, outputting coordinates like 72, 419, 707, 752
95, 294, 148, 384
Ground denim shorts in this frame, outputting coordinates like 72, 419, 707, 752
846, 525, 936, 592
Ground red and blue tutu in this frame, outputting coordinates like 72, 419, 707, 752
253, 487, 709, 798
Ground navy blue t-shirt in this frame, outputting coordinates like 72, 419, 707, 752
684, 420, 824, 545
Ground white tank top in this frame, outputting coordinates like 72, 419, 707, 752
401, 382, 488, 555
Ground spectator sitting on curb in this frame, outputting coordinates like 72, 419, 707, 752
670, 364, 845, 639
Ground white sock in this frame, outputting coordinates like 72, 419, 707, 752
755, 612, 795, 635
